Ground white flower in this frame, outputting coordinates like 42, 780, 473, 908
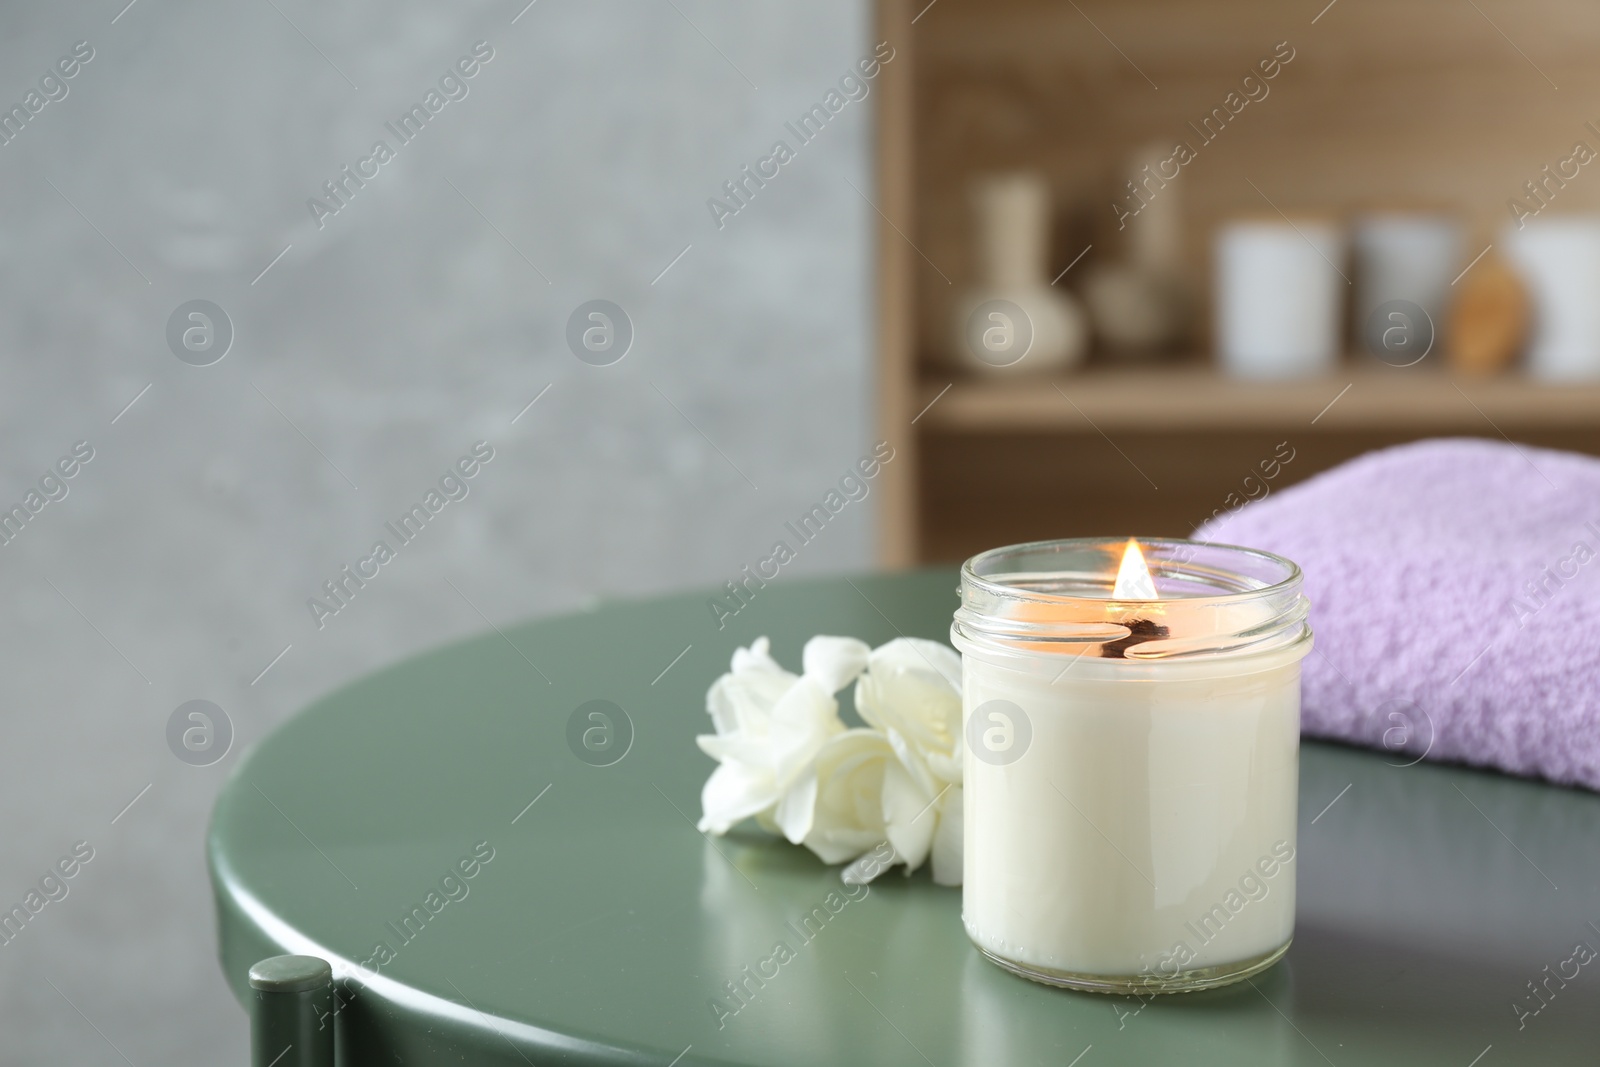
856, 638, 964, 884
696, 636, 870, 837
696, 633, 966, 887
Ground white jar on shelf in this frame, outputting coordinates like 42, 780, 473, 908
1503, 216, 1600, 381
1351, 212, 1463, 362
1215, 219, 1346, 379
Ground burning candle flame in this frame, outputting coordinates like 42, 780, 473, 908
1112, 538, 1159, 600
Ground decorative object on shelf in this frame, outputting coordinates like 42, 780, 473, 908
1351, 212, 1464, 365
695, 635, 964, 885
1215, 218, 1345, 379
1502, 215, 1600, 380
949, 172, 1088, 375
1083, 143, 1192, 358
1199, 437, 1600, 794
952, 537, 1310, 994
1447, 249, 1529, 376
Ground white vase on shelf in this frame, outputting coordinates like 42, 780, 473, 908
949, 172, 1088, 375
1083, 142, 1193, 358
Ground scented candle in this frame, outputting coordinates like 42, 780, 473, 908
951, 538, 1311, 994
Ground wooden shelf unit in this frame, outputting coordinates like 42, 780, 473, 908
872, 0, 1600, 565
917, 366, 1600, 433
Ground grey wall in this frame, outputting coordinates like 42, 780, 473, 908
0, 1, 876, 1061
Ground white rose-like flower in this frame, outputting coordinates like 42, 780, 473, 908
695, 632, 966, 887
856, 638, 964, 884
791, 728, 894, 863
696, 636, 871, 838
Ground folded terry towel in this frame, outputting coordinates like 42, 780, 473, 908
1196, 438, 1600, 792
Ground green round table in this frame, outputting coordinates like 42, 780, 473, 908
209, 571, 1600, 1066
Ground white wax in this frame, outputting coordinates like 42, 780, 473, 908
962, 645, 1301, 982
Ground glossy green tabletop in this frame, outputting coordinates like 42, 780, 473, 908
209, 571, 1600, 1066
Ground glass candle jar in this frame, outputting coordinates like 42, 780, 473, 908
951, 537, 1312, 994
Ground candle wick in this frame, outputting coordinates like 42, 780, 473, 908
1100, 618, 1170, 659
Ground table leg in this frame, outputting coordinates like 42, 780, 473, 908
247, 955, 336, 1067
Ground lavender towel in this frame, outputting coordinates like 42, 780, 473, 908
1196, 438, 1600, 792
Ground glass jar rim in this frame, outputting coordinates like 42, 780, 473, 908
954, 537, 1309, 661
961, 536, 1302, 603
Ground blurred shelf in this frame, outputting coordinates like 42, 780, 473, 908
914, 364, 1600, 434
872, 0, 1600, 564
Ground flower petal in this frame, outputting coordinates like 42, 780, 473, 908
698, 760, 774, 834
872, 637, 961, 692
925, 749, 963, 787
731, 636, 781, 674
802, 730, 893, 864
856, 637, 964, 789
774, 767, 818, 844
882, 759, 936, 872
802, 635, 872, 695
766, 676, 845, 790
878, 725, 940, 800
706, 642, 797, 738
